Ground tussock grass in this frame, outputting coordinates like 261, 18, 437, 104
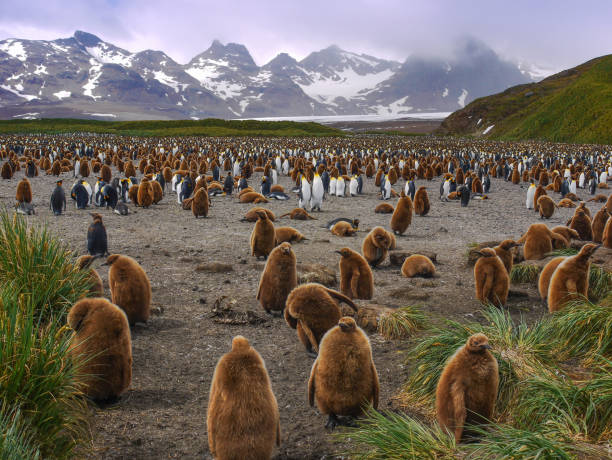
547, 248, 579, 257
0, 407, 41, 460
510, 263, 541, 284
0, 211, 92, 321
377, 306, 427, 340
402, 307, 554, 414
548, 295, 612, 362
588, 265, 612, 301
337, 408, 456, 460
0, 288, 89, 458
515, 361, 612, 442
466, 424, 599, 460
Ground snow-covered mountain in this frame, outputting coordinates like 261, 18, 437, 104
0, 31, 533, 120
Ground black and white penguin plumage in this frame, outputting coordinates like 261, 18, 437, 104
261, 176, 271, 196
114, 202, 129, 216
458, 185, 470, 207
50, 180, 66, 215
102, 184, 118, 209
71, 183, 89, 209
87, 215, 108, 256
483, 174, 491, 194
223, 173, 234, 195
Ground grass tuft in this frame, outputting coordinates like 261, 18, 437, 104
337, 408, 456, 460
588, 265, 612, 301
547, 248, 579, 257
466, 423, 600, 459
0, 210, 92, 321
0, 407, 41, 460
402, 307, 554, 415
547, 295, 612, 362
377, 306, 427, 339
510, 263, 541, 284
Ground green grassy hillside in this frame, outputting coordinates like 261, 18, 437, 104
0, 118, 343, 137
437, 55, 612, 144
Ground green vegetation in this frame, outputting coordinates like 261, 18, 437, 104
547, 248, 579, 257
0, 211, 92, 458
438, 54, 612, 144
509, 263, 541, 283
340, 295, 612, 458
588, 265, 612, 301
0, 210, 93, 321
0, 118, 343, 137
377, 305, 427, 339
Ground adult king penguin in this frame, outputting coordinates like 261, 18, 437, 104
311, 173, 324, 211
299, 175, 312, 210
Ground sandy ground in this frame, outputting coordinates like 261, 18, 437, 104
0, 157, 608, 459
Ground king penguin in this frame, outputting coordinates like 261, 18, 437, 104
526, 180, 536, 209
50, 180, 66, 215
299, 175, 312, 210
349, 176, 358, 197
336, 176, 345, 197
311, 173, 324, 211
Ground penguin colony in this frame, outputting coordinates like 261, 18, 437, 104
1, 134, 610, 458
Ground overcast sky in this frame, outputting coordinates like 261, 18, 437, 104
0, 0, 610, 70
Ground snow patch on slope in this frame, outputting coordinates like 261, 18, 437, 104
86, 44, 132, 66
0, 84, 37, 101
152, 71, 187, 93
298, 67, 394, 104
83, 59, 102, 100
53, 90, 71, 100
483, 124, 495, 135
0, 40, 28, 61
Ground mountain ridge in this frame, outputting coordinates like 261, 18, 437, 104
0, 31, 536, 120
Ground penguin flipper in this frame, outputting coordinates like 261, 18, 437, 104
300, 321, 319, 354
324, 288, 358, 312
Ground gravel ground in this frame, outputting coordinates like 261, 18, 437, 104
0, 153, 608, 459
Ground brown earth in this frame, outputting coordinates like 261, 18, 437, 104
0, 159, 609, 459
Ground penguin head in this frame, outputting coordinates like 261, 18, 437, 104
351, 219, 360, 229
497, 239, 518, 251
56, 180, 62, 186
477, 247, 497, 258
90, 212, 103, 223
466, 333, 492, 353
335, 247, 352, 258
231, 335, 250, 351
578, 243, 600, 258
278, 242, 293, 255
338, 317, 357, 333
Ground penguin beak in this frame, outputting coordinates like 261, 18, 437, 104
335, 250, 342, 255
481, 344, 492, 350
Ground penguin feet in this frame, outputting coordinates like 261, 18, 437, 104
325, 414, 339, 430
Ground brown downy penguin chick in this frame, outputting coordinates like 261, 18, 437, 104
587, 194, 607, 203
284, 283, 358, 355
537, 195, 556, 219
551, 226, 580, 243
150, 180, 163, 204
100, 164, 112, 183
128, 184, 139, 204
191, 188, 209, 218
436, 333, 498, 442
137, 180, 153, 208
401, 254, 436, 278
413, 186, 430, 216
548, 243, 599, 312
106, 254, 152, 325
239, 191, 269, 204
331, 221, 357, 237
568, 208, 593, 241
538, 256, 567, 303
557, 198, 576, 208
67, 298, 132, 402
308, 317, 379, 429
493, 240, 518, 274
251, 210, 276, 260
603, 217, 612, 248
591, 206, 609, 243
517, 223, 554, 260
474, 248, 509, 306
390, 191, 413, 235
362, 226, 393, 267
207, 336, 280, 460
15, 178, 32, 203
374, 202, 394, 213
279, 208, 316, 220
274, 227, 307, 244
337, 247, 373, 300
257, 242, 297, 314
241, 207, 275, 222
75, 255, 104, 297
533, 185, 547, 211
